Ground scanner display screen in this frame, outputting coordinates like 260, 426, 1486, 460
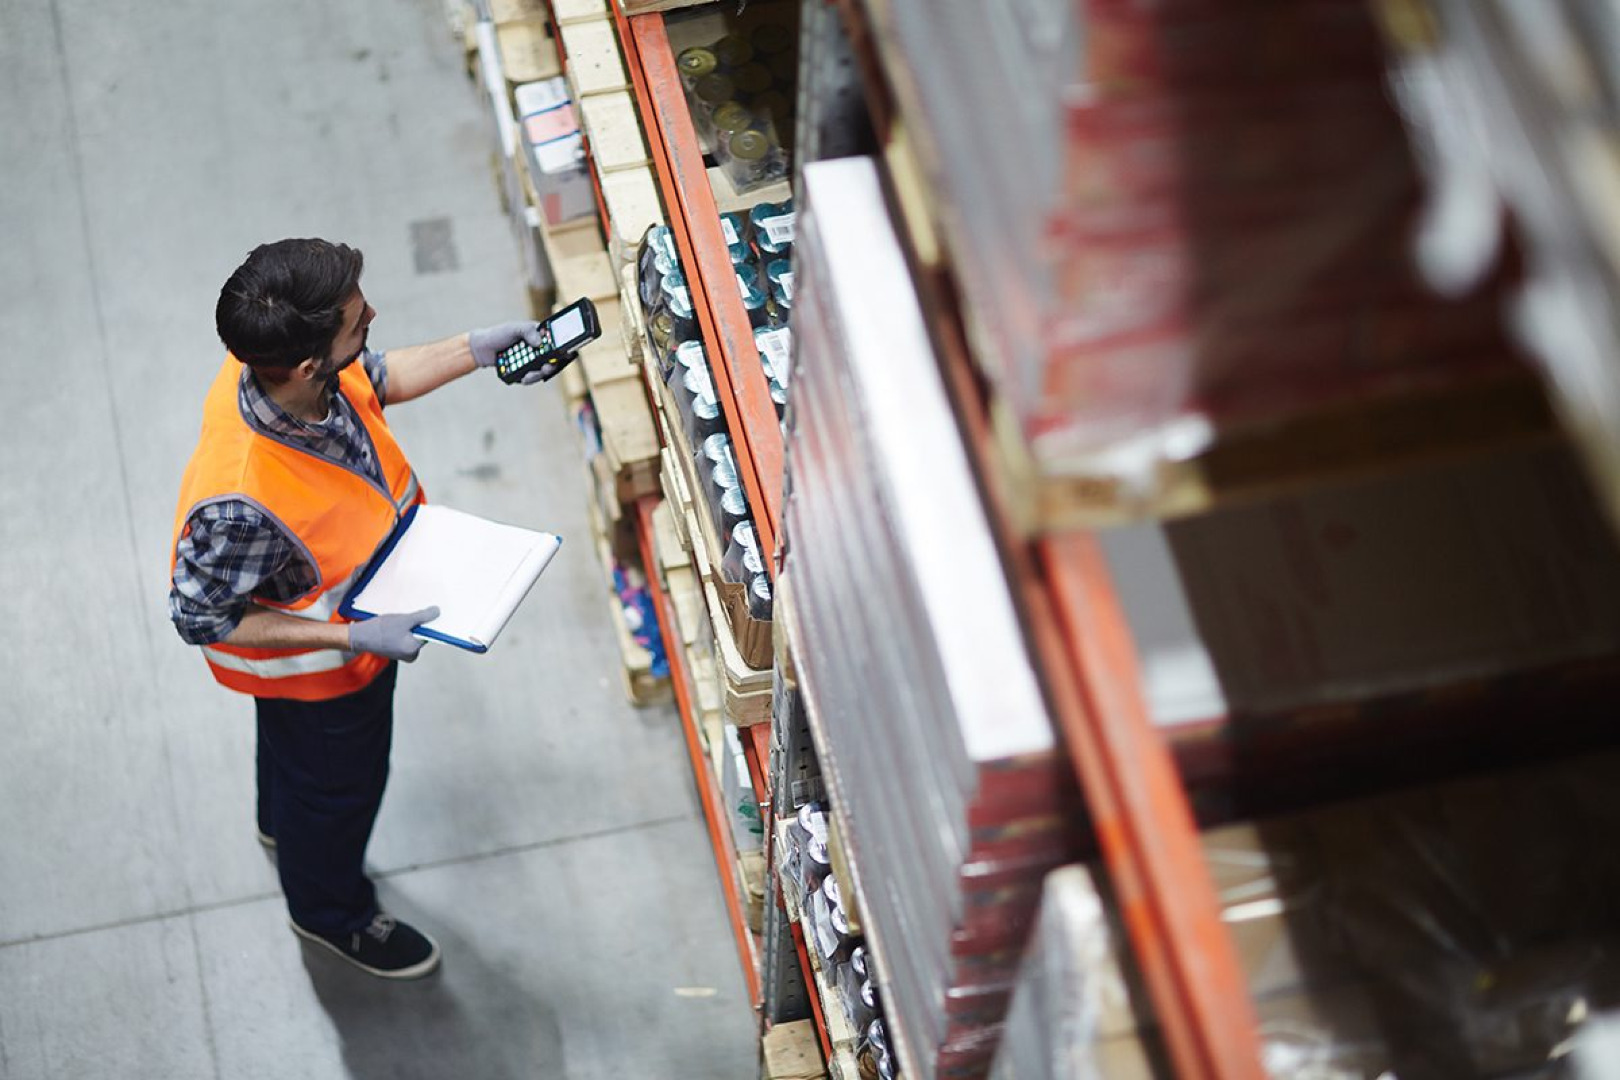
550, 306, 587, 349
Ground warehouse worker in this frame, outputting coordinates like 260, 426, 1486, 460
168, 238, 546, 980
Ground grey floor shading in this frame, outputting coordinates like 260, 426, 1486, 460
0, 0, 757, 1077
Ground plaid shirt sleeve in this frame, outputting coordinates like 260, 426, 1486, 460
362, 347, 388, 406
168, 500, 317, 646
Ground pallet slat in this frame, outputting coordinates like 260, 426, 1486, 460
561, 20, 632, 98
552, 0, 609, 23
581, 91, 652, 173
496, 18, 562, 83
601, 167, 665, 265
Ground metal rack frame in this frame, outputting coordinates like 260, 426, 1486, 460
613, 7, 785, 572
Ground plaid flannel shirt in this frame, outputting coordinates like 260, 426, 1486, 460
169, 351, 390, 646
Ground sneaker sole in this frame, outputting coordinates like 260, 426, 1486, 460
289, 920, 442, 980
257, 830, 276, 849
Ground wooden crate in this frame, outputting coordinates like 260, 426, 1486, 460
663, 558, 726, 769
824, 812, 862, 936
558, 356, 588, 406
660, 447, 695, 554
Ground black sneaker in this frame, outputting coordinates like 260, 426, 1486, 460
291, 913, 441, 980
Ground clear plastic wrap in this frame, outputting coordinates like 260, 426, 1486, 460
876, 0, 1529, 503
990, 750, 1620, 1079
787, 158, 1081, 1079
1373, 0, 1620, 529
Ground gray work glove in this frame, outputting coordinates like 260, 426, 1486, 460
469, 321, 550, 383
349, 606, 440, 662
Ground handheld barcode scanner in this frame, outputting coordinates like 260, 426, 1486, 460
495, 297, 603, 384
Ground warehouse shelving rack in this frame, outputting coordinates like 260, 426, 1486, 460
612, 6, 786, 569
469, 0, 862, 1069
487, 0, 1620, 1076
604, 3, 861, 1072
602, 0, 1269, 1075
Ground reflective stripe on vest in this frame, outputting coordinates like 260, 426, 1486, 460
263, 562, 371, 625
201, 644, 355, 678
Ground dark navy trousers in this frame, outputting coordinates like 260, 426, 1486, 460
254, 662, 397, 936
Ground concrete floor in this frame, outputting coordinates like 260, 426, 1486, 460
0, 0, 757, 1076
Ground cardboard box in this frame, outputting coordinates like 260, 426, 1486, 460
721, 723, 764, 853
516, 78, 595, 227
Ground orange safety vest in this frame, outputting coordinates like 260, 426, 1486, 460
170, 357, 425, 701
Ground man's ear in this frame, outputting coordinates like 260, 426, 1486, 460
293, 358, 323, 383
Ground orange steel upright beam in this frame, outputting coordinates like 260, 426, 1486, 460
634, 495, 762, 1006
1030, 534, 1264, 1080
614, 8, 784, 572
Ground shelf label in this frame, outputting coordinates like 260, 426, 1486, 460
756, 327, 792, 379
762, 213, 796, 246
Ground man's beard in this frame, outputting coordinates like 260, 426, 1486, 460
319, 333, 367, 382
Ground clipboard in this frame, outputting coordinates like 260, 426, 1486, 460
339, 504, 562, 653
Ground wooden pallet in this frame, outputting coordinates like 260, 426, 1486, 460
649, 506, 725, 730
703, 579, 773, 728
561, 19, 631, 99
771, 824, 861, 1080
600, 166, 665, 266
616, 0, 712, 14
538, 218, 617, 304
762, 1019, 827, 1080
581, 91, 653, 174
496, 18, 562, 84
490, 0, 549, 22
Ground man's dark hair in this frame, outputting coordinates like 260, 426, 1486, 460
215, 239, 365, 369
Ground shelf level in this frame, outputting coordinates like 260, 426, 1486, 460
612, 6, 785, 570
633, 495, 761, 1006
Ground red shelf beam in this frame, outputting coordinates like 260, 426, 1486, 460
1030, 535, 1264, 1080
613, 7, 784, 572
743, 721, 771, 807
634, 495, 762, 1006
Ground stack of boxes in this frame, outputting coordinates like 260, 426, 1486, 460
990, 750, 1620, 1078
514, 77, 595, 228
870, 0, 1528, 506
783, 158, 1079, 1078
